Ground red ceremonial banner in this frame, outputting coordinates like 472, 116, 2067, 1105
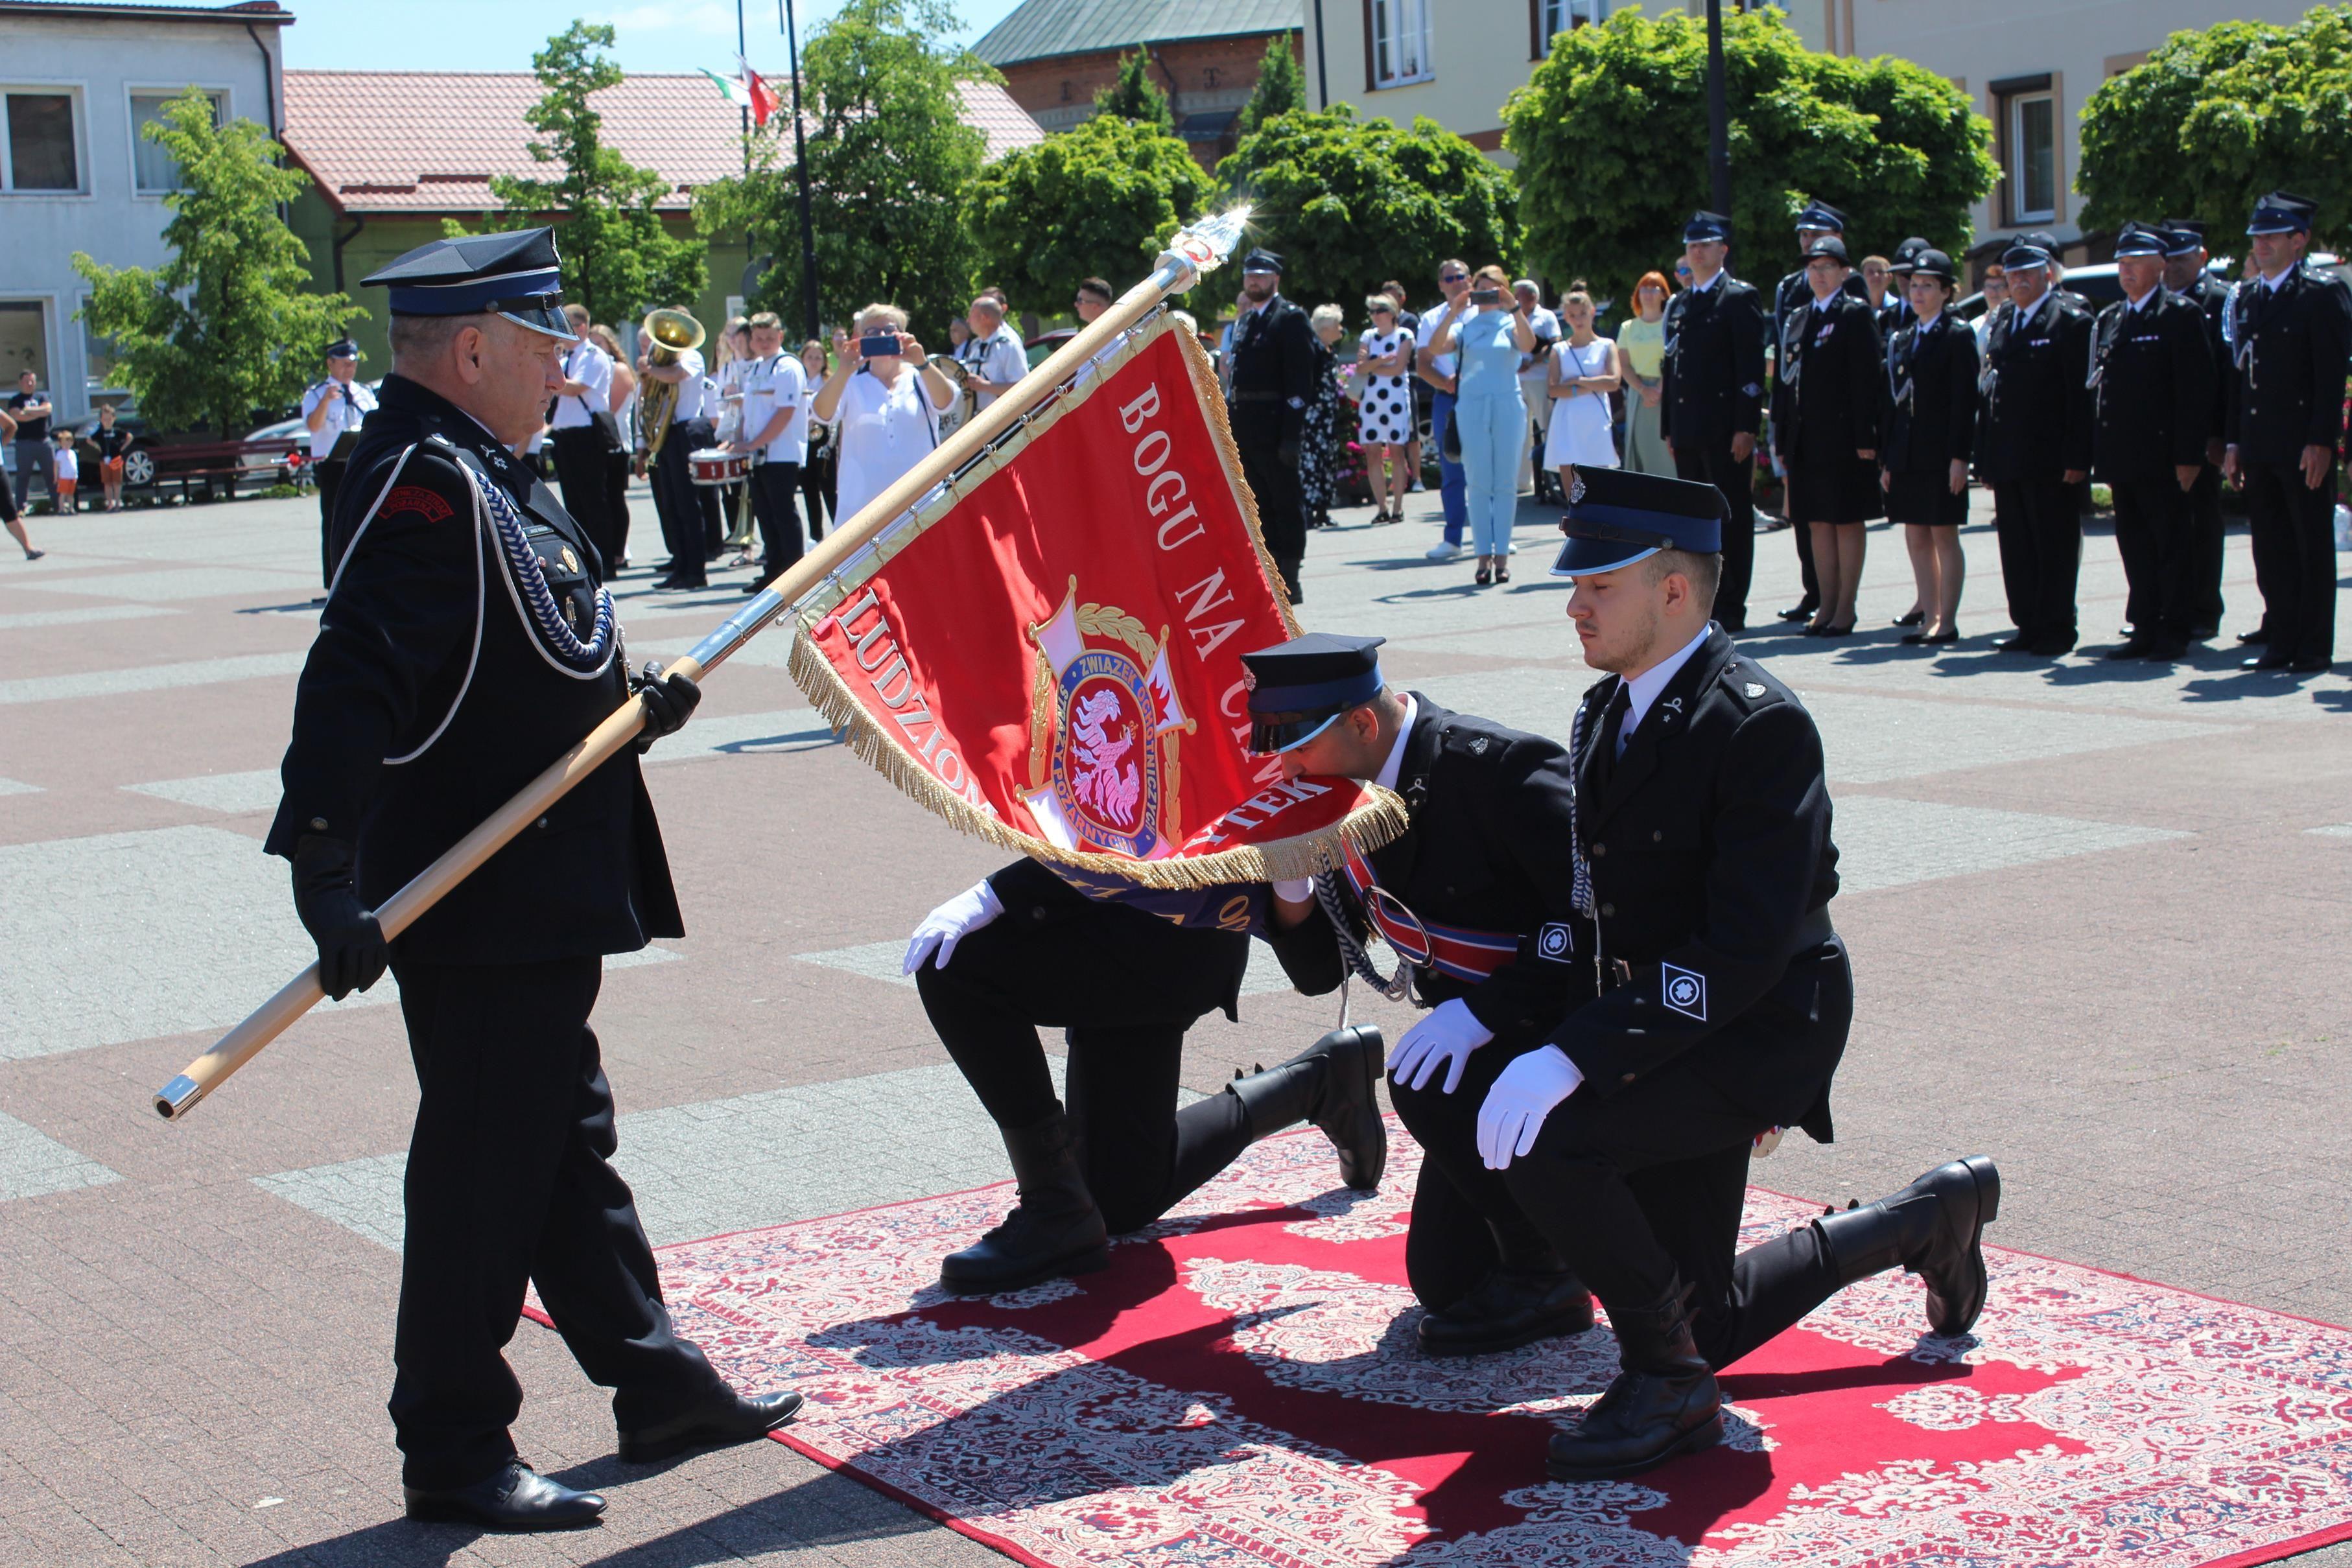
789, 314, 1403, 887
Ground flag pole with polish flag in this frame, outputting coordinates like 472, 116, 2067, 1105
703, 58, 779, 127
156, 205, 1404, 1121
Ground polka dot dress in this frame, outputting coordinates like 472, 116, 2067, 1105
1356, 329, 1413, 445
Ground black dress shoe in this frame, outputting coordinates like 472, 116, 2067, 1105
2104, 639, 2150, 661
1816, 1154, 2001, 1335
1419, 1265, 1593, 1355
655, 578, 708, 592
2242, 651, 2295, 671
2187, 624, 2218, 642
2290, 655, 2333, 673
1920, 630, 1960, 645
2239, 627, 2270, 645
618, 1388, 805, 1464
1229, 1024, 1388, 1190
1546, 1276, 1721, 1480
1893, 609, 1925, 628
2138, 638, 2189, 662
404, 1462, 605, 1532
1993, 635, 2031, 653
2027, 637, 2076, 657
1778, 601, 1818, 622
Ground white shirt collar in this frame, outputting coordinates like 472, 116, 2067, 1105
2261, 266, 2292, 292
2013, 288, 2054, 329
1692, 268, 1726, 294
1616, 626, 1713, 751
2125, 286, 2158, 312
1373, 693, 1419, 793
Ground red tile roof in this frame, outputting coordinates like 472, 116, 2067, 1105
284, 69, 1044, 216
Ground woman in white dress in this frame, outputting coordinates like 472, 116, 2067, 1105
1355, 296, 1415, 523
809, 303, 959, 531
1544, 285, 1622, 492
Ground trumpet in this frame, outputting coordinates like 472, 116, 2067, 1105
637, 307, 705, 462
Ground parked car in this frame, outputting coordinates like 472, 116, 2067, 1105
1955, 253, 2343, 320
60, 399, 311, 502
1024, 327, 1077, 369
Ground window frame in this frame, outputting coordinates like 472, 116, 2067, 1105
1364, 0, 1434, 91
125, 84, 232, 198
1532, 0, 1610, 58
1989, 73, 2063, 228
0, 84, 89, 198
2008, 91, 2057, 224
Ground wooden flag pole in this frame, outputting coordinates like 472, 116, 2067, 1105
155, 206, 1254, 1121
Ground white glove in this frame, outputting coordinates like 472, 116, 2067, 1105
1385, 997, 1494, 1094
902, 879, 1004, 974
1477, 1046, 1585, 1170
1271, 877, 1315, 903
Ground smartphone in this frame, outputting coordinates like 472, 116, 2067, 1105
858, 331, 901, 359
1468, 287, 1503, 305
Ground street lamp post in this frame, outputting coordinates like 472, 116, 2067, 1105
1706, 0, 1732, 223
780, 0, 821, 340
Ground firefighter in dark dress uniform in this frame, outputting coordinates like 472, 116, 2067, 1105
1367, 467, 2001, 1482
1226, 248, 1319, 603
1770, 202, 1870, 624
1661, 211, 1766, 632
2091, 222, 2216, 662
1877, 238, 1929, 340
1254, 634, 1597, 1354
902, 852, 1386, 1296
266, 229, 799, 1533
2222, 191, 2352, 673
2161, 220, 2233, 641
1979, 239, 2096, 656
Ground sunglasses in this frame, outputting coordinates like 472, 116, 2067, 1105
1439, 272, 1468, 283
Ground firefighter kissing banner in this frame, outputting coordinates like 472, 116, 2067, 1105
788, 313, 1404, 888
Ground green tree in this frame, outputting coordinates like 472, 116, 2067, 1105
1234, 36, 1305, 139
1094, 49, 1175, 134
491, 21, 705, 323
968, 113, 1216, 313
1504, 8, 1995, 299
2080, 6, 2352, 252
696, 0, 990, 336
73, 89, 360, 436
1216, 106, 1517, 307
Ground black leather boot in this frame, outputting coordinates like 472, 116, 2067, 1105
1815, 1154, 2000, 1335
1226, 1024, 1387, 1191
1417, 1217, 1593, 1355
1546, 1277, 1722, 1480
939, 1111, 1109, 1295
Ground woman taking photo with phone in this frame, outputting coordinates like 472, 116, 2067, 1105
1781, 236, 1885, 635
810, 305, 958, 533
1881, 248, 1978, 644
1435, 264, 1536, 585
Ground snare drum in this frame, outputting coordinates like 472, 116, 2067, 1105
689, 448, 749, 487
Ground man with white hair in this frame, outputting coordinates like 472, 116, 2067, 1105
959, 294, 1028, 413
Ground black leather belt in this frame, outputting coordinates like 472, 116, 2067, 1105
1599, 907, 1838, 994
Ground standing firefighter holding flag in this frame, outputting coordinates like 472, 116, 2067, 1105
265, 228, 798, 1532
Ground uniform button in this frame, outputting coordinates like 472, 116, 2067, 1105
1592, 843, 1606, 856
1633, 995, 1645, 1005
535, 815, 550, 829
1031, 907, 1046, 922
1601, 902, 1615, 917
1445, 885, 1456, 895
309, 817, 328, 832
1621, 1072, 1636, 1084
1652, 830, 1664, 843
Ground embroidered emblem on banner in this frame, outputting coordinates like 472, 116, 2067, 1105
1662, 963, 1708, 1022
1536, 922, 1575, 962
1023, 580, 1195, 860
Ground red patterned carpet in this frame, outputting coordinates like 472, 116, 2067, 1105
584, 1123, 2352, 1566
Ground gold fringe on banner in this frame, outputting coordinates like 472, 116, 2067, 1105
784, 312, 1399, 888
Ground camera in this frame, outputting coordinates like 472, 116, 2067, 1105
1468, 287, 1503, 305
858, 331, 902, 360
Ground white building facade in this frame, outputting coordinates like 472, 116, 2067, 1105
0, 0, 290, 421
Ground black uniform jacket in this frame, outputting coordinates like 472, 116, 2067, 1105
1770, 269, 1868, 451
1978, 293, 2095, 481
1227, 292, 1319, 447
1555, 629, 1843, 1140
987, 856, 1253, 1020
2224, 263, 2352, 465
1784, 291, 1885, 459
1662, 274, 1767, 451
2091, 290, 2216, 482
2182, 270, 2232, 446
1266, 699, 1593, 1042
1881, 310, 1980, 474
265, 375, 681, 965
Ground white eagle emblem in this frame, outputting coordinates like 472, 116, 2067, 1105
1022, 583, 1192, 860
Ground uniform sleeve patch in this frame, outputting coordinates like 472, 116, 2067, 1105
1536, 922, 1575, 962
1662, 964, 1708, 1022
382, 485, 455, 523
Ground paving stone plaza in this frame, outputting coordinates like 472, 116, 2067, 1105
3, 482, 2349, 1565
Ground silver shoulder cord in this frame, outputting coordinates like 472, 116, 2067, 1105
1566, 695, 1604, 992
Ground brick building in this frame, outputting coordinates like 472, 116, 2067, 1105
974, 0, 1303, 170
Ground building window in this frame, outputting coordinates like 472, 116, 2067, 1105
0, 302, 49, 395
1534, 0, 1609, 55
1997, 83, 2058, 224
82, 300, 124, 395
131, 91, 226, 194
3, 91, 80, 193
1367, 0, 1433, 89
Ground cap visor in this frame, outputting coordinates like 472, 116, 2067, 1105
1549, 540, 1658, 580
500, 305, 579, 340
1247, 712, 1339, 756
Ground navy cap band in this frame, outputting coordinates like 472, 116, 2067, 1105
1567, 504, 1717, 555
1245, 666, 1384, 718
386, 266, 561, 317
1247, 712, 1341, 755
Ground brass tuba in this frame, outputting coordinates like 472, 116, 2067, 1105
637, 307, 706, 461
